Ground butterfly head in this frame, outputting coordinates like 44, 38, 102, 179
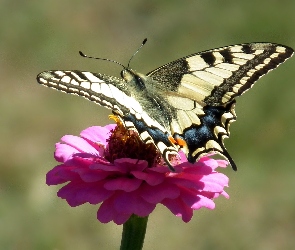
121, 68, 147, 90
121, 68, 135, 82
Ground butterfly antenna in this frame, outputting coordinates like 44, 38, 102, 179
79, 51, 125, 69
127, 38, 147, 68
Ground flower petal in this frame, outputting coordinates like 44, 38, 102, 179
113, 191, 156, 217
61, 135, 99, 154
80, 125, 115, 145
54, 142, 79, 163
97, 197, 131, 224
58, 181, 114, 206
46, 164, 79, 185
161, 197, 193, 223
140, 182, 180, 203
104, 177, 142, 192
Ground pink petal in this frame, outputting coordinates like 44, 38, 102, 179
80, 125, 115, 145
58, 181, 114, 206
73, 168, 110, 182
180, 189, 215, 210
131, 170, 165, 185
216, 159, 229, 168
46, 164, 79, 185
162, 197, 193, 223
140, 182, 180, 203
114, 158, 148, 172
104, 177, 142, 192
113, 191, 156, 217
54, 142, 79, 162
60, 135, 99, 155
97, 198, 131, 224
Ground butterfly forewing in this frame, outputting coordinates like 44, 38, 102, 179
147, 43, 294, 106
37, 42, 293, 171
37, 70, 180, 170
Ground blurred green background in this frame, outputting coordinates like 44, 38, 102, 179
1, 0, 295, 249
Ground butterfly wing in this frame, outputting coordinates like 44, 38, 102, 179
148, 43, 293, 105
37, 43, 293, 171
147, 43, 294, 169
37, 70, 179, 169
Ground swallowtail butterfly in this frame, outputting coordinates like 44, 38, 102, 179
37, 40, 293, 171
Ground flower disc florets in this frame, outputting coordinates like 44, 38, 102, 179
105, 116, 161, 167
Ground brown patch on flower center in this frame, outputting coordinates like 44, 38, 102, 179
104, 115, 161, 167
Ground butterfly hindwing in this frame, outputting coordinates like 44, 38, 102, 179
37, 42, 294, 170
178, 101, 237, 170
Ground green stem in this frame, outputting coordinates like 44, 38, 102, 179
120, 215, 149, 250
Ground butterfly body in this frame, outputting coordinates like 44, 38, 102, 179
37, 42, 293, 171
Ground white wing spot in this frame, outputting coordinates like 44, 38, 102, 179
214, 126, 227, 138
240, 78, 247, 84
58, 84, 67, 90
234, 52, 255, 60
205, 67, 232, 78
264, 58, 271, 64
39, 78, 47, 84
55, 71, 65, 76
216, 63, 239, 71
91, 82, 101, 93
83, 72, 103, 82
232, 58, 248, 65
229, 46, 243, 53
192, 147, 205, 158
193, 71, 223, 85
68, 87, 79, 93
212, 52, 225, 64
254, 50, 264, 55
70, 79, 80, 86
80, 81, 91, 89
124, 121, 136, 130
70, 72, 86, 82
270, 53, 279, 59
108, 84, 126, 106
61, 76, 71, 84
99, 83, 113, 99
276, 46, 286, 53
102, 99, 112, 108
80, 90, 90, 97
140, 131, 152, 142
187, 55, 209, 70
205, 140, 223, 151
232, 86, 239, 93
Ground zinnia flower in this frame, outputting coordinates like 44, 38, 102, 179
46, 119, 229, 225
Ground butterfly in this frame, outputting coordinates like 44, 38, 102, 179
37, 40, 293, 171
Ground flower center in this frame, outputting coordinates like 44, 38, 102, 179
105, 115, 161, 167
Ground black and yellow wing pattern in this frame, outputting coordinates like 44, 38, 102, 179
37, 42, 293, 171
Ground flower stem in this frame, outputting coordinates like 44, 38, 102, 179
120, 215, 149, 250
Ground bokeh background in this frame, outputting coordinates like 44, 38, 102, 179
1, 0, 295, 249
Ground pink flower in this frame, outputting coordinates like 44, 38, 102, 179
46, 122, 229, 225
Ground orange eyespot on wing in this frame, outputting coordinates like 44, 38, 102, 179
168, 136, 177, 145
174, 137, 187, 148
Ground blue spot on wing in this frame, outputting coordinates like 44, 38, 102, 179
124, 114, 173, 147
